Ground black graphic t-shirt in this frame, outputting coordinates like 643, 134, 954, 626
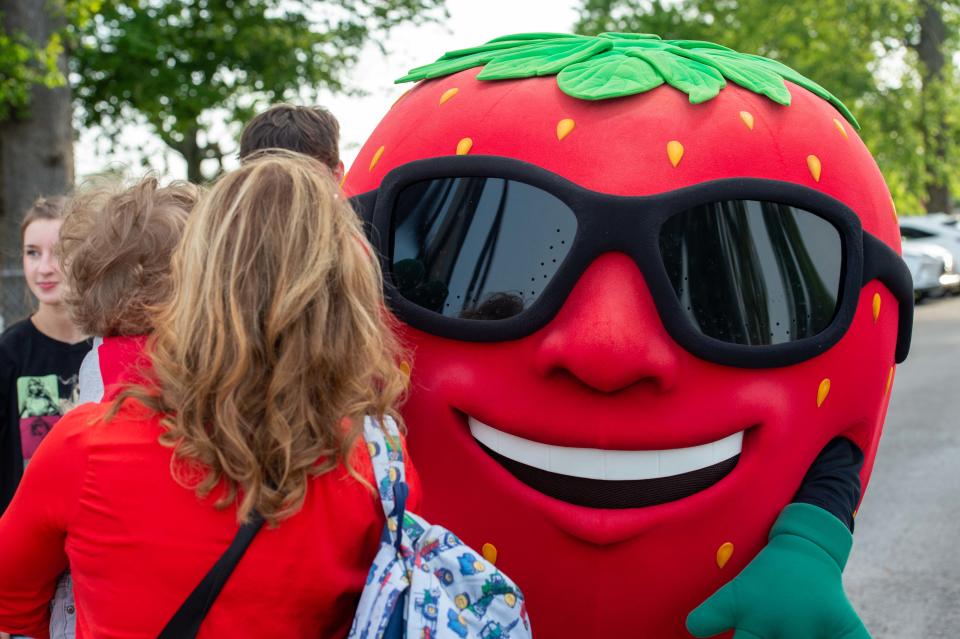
0, 318, 91, 514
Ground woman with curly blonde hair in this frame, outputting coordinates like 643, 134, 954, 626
0, 151, 418, 638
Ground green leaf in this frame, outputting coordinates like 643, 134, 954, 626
557, 50, 663, 100
626, 48, 725, 103
438, 39, 550, 61
439, 34, 586, 61
486, 32, 582, 44
598, 32, 662, 41
739, 53, 860, 129
677, 47, 792, 105
477, 38, 612, 80
397, 42, 547, 83
394, 31, 858, 127
668, 40, 737, 53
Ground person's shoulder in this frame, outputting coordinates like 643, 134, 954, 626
53, 401, 113, 442
56, 399, 159, 444
0, 318, 35, 373
0, 317, 36, 348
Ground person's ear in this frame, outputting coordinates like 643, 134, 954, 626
334, 161, 345, 182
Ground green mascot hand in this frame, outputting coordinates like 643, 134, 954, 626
686, 503, 871, 639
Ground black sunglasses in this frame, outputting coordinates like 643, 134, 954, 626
350, 156, 912, 368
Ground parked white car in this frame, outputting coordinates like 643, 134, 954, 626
902, 245, 945, 300
901, 240, 960, 300
899, 216, 960, 282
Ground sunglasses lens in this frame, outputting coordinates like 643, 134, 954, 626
659, 201, 843, 345
391, 177, 577, 320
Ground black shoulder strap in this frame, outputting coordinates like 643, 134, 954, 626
157, 511, 265, 639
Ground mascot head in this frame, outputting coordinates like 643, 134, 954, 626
343, 33, 912, 638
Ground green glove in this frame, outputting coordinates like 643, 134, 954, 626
686, 503, 871, 639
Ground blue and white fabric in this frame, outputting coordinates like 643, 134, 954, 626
349, 416, 532, 639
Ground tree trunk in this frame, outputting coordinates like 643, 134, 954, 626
916, 0, 951, 213
0, 0, 74, 326
179, 127, 204, 184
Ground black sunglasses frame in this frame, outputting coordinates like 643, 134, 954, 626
351, 155, 913, 368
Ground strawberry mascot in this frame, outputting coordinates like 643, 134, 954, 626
343, 33, 912, 638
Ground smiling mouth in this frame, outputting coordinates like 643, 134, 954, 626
469, 417, 742, 509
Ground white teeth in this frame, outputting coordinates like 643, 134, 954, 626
468, 417, 743, 481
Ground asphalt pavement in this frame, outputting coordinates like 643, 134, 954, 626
845, 294, 960, 638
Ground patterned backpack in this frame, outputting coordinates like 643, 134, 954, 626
349, 416, 532, 639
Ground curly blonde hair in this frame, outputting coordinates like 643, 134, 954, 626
59, 177, 200, 336
118, 151, 407, 525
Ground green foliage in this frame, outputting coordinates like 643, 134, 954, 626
0, 28, 61, 120
0, 1, 102, 121
397, 32, 856, 125
71, 0, 446, 182
573, 0, 960, 213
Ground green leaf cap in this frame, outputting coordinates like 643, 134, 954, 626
396, 32, 859, 129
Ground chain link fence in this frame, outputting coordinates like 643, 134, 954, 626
1, 265, 31, 334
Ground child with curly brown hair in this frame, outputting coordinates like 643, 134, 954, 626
60, 177, 200, 405
38, 176, 199, 639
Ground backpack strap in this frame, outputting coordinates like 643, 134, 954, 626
158, 511, 265, 639
363, 415, 408, 548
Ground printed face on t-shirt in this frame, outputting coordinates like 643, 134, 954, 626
16, 373, 76, 463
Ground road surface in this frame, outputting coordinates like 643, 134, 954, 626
846, 295, 960, 638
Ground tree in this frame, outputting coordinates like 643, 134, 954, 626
71, 0, 446, 183
574, 0, 960, 214
0, 0, 98, 324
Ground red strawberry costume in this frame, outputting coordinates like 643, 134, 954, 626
343, 33, 912, 638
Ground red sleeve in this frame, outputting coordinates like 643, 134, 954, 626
0, 403, 95, 638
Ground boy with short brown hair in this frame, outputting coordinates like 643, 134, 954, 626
238, 104, 344, 180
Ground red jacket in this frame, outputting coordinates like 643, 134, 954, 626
0, 340, 420, 638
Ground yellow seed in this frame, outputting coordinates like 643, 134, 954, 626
456, 137, 473, 155
339, 172, 347, 188
440, 87, 459, 105
667, 140, 684, 167
872, 293, 881, 323
807, 155, 822, 182
833, 118, 848, 139
716, 542, 734, 569
556, 118, 576, 140
481, 542, 498, 565
739, 111, 754, 130
368, 145, 385, 172
817, 378, 831, 408
891, 196, 898, 223
399, 361, 411, 377
886, 366, 894, 394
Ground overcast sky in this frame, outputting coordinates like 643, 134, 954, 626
74, 0, 582, 180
